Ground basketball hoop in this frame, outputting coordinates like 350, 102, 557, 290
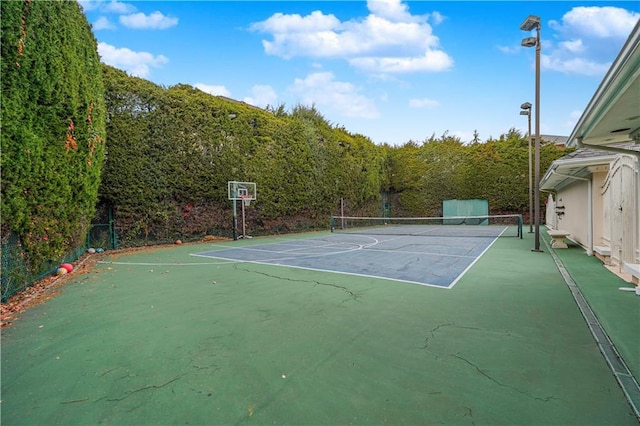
228, 181, 256, 241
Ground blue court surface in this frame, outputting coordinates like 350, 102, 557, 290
193, 230, 502, 288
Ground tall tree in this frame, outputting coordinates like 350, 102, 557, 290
1, 0, 106, 271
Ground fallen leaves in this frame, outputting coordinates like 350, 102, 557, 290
1, 254, 99, 328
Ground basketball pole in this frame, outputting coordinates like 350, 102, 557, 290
228, 181, 255, 241
232, 198, 238, 240
241, 197, 247, 238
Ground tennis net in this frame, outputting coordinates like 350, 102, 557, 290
330, 214, 523, 238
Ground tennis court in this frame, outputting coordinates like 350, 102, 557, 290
1, 229, 638, 425
193, 229, 504, 288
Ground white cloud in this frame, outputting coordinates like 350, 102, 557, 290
102, 0, 136, 14
120, 11, 178, 30
409, 98, 439, 108
92, 16, 115, 31
243, 85, 278, 108
78, 1, 100, 12
541, 54, 610, 76
366, 0, 414, 22
549, 6, 639, 39
194, 83, 231, 97
429, 11, 445, 26
559, 39, 584, 54
254, 10, 340, 34
289, 72, 379, 119
79, 0, 136, 14
98, 42, 168, 78
350, 50, 452, 73
543, 6, 639, 76
250, 0, 452, 75
498, 45, 519, 54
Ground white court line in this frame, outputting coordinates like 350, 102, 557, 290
191, 234, 383, 262
360, 247, 478, 259
197, 236, 376, 253
190, 243, 367, 264
97, 261, 238, 266
191, 255, 454, 290
249, 235, 382, 251
235, 243, 361, 255
192, 230, 503, 289
448, 234, 502, 288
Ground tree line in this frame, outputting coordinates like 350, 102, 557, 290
1, 0, 106, 276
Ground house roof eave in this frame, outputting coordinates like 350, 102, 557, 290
540, 154, 617, 191
566, 20, 640, 151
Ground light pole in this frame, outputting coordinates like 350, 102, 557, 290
520, 102, 533, 234
521, 14, 542, 252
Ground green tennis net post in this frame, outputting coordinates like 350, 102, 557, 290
518, 214, 523, 239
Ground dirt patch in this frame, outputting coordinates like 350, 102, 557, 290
1, 237, 230, 328
1, 254, 99, 328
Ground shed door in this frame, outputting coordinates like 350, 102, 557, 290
620, 160, 636, 263
610, 158, 636, 264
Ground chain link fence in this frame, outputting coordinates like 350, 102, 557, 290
1, 207, 117, 302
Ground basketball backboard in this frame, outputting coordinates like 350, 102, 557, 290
228, 181, 256, 201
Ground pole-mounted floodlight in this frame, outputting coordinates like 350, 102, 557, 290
520, 14, 542, 252
520, 15, 540, 31
520, 103, 533, 234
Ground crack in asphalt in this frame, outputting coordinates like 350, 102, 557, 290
97, 374, 187, 402
451, 353, 560, 403
420, 322, 559, 404
234, 264, 362, 302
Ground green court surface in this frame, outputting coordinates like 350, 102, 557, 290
1, 231, 638, 425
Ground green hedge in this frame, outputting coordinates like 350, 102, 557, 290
100, 68, 386, 245
1, 0, 106, 275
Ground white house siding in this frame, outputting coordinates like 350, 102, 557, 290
592, 170, 608, 248
542, 155, 638, 267
555, 181, 589, 247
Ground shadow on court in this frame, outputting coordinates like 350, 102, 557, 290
1, 231, 637, 425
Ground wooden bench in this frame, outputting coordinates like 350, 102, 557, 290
593, 245, 612, 264
547, 230, 570, 249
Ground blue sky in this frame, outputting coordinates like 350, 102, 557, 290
80, 0, 639, 145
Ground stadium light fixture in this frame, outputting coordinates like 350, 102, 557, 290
520, 105, 533, 234
521, 14, 542, 252
520, 15, 540, 31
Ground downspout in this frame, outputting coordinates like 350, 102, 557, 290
549, 170, 593, 255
